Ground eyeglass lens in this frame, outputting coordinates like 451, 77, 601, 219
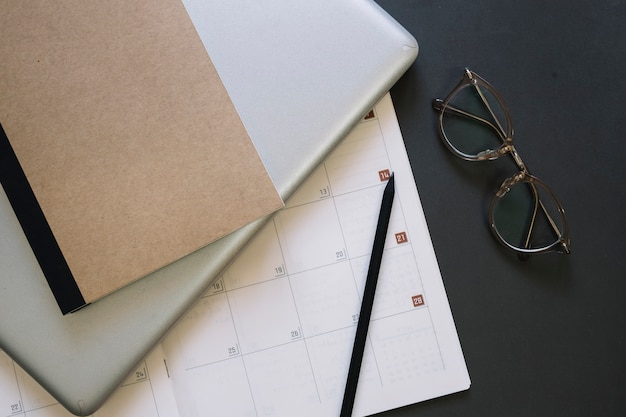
440, 83, 509, 158
491, 179, 565, 252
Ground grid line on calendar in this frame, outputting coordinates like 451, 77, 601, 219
222, 279, 257, 413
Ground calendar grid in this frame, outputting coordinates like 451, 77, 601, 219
178, 243, 435, 371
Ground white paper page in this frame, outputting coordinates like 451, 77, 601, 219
0, 345, 179, 417
161, 93, 470, 417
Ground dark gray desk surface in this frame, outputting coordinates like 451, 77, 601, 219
374, 0, 625, 416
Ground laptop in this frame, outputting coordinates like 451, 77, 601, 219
0, 0, 417, 415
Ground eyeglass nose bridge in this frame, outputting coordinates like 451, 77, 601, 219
476, 142, 528, 174
499, 142, 529, 174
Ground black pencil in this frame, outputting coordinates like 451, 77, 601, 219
340, 173, 395, 417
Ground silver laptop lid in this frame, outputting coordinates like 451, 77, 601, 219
0, 0, 417, 414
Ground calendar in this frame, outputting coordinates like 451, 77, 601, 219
0, 94, 469, 417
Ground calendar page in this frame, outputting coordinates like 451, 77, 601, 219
0, 93, 469, 417
161, 93, 470, 417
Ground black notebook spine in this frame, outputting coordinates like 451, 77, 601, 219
0, 123, 85, 314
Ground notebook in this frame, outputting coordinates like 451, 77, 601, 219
0, 0, 418, 415
0, 0, 284, 314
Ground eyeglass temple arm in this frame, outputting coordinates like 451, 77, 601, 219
532, 189, 570, 253
523, 183, 542, 250
470, 81, 509, 142
502, 177, 570, 254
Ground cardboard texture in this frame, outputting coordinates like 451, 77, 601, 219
0, 0, 283, 309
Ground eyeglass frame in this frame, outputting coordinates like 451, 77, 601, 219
432, 68, 571, 256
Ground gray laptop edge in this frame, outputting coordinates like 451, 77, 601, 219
0, 0, 417, 415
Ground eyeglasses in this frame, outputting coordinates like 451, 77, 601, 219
432, 68, 570, 256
